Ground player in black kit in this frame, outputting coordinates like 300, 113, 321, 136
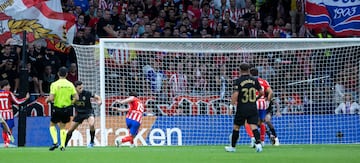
65, 81, 102, 148
225, 63, 264, 153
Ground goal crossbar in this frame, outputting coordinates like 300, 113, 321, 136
99, 38, 360, 53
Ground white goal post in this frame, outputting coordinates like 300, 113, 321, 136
71, 38, 360, 147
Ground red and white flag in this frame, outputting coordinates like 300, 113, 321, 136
0, 0, 76, 53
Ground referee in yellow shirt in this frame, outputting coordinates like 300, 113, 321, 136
46, 67, 79, 151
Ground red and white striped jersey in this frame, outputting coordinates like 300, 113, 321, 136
250, 28, 258, 37
256, 77, 270, 110
257, 99, 269, 110
98, 0, 116, 10
98, 0, 107, 9
0, 90, 27, 120
223, 7, 240, 23
238, 8, 251, 18
126, 97, 145, 123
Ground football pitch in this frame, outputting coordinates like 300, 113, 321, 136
0, 145, 359, 163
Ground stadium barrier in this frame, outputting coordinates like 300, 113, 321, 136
2, 115, 359, 146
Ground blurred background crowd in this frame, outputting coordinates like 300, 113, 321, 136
70, 0, 317, 42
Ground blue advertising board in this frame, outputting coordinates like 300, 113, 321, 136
1, 115, 358, 146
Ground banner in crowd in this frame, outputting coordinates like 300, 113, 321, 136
305, 0, 360, 37
0, 0, 76, 53
12, 96, 50, 117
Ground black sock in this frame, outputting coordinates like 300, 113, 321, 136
270, 128, 277, 137
266, 128, 272, 138
90, 130, 95, 143
231, 130, 239, 147
65, 132, 72, 147
252, 129, 261, 144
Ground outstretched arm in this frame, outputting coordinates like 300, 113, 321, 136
111, 106, 129, 112
115, 96, 135, 105
113, 96, 135, 112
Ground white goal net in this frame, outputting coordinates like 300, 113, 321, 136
71, 38, 360, 146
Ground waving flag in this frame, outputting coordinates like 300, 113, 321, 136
0, 0, 76, 53
305, 0, 360, 37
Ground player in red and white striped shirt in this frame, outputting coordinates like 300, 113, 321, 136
245, 68, 273, 147
0, 80, 29, 147
113, 91, 144, 147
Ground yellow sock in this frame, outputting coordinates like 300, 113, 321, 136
49, 126, 58, 144
60, 129, 67, 147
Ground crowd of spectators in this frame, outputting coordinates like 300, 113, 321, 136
0, 0, 358, 115
70, 0, 314, 41
0, 42, 77, 101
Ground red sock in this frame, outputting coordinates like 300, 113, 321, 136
245, 124, 254, 138
2, 131, 9, 144
260, 123, 266, 142
121, 136, 133, 143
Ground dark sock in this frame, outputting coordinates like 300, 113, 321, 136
252, 129, 261, 144
90, 130, 95, 143
270, 128, 277, 137
65, 132, 72, 147
231, 130, 239, 147
266, 127, 272, 138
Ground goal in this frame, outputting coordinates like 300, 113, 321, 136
71, 38, 360, 146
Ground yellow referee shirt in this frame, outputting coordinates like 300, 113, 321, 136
50, 78, 77, 108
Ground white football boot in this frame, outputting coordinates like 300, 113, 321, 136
250, 137, 256, 148
274, 137, 280, 146
255, 143, 263, 152
225, 146, 236, 152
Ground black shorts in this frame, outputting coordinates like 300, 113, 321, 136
51, 106, 73, 124
234, 108, 259, 126
73, 113, 94, 123
266, 108, 273, 115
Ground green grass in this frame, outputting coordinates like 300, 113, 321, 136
1, 145, 359, 163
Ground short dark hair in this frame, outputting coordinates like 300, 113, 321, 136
0, 80, 9, 89
250, 67, 259, 76
74, 81, 83, 87
129, 91, 138, 97
240, 62, 250, 71
58, 66, 68, 77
